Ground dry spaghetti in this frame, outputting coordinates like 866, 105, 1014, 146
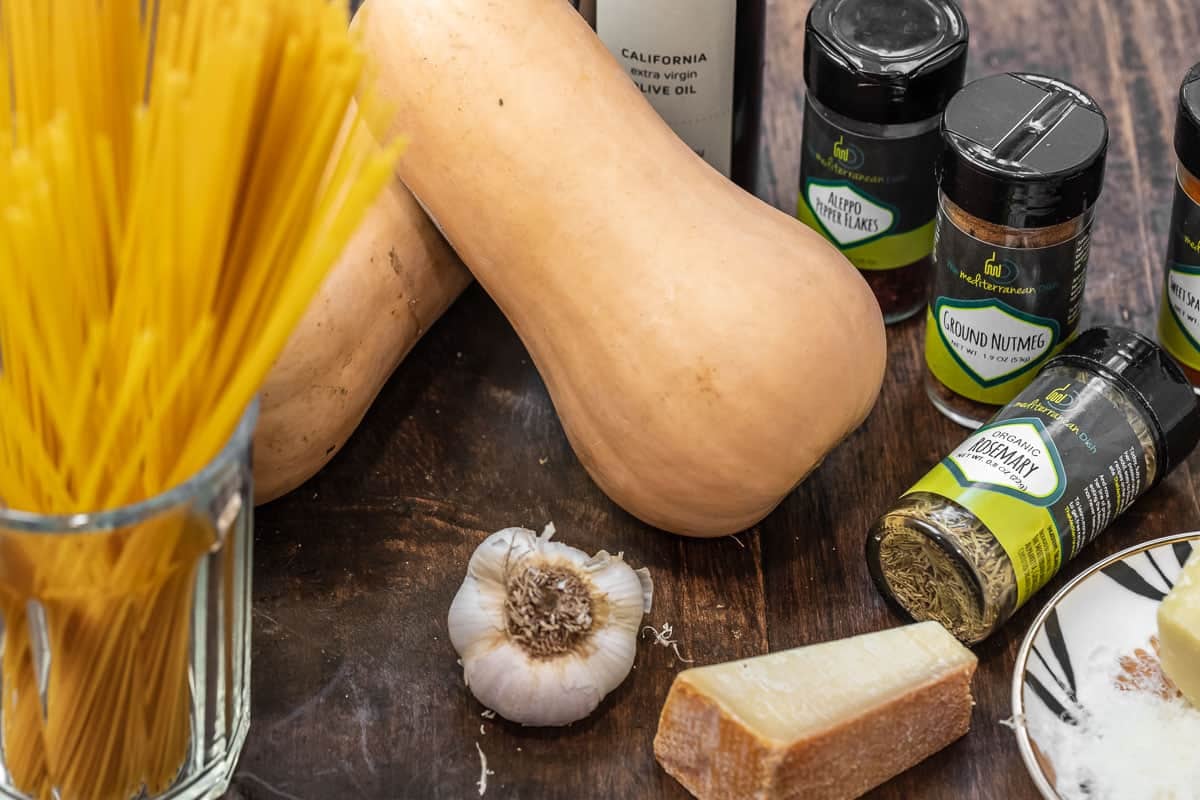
0, 1, 399, 798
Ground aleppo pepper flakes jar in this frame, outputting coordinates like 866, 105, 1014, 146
1157, 63, 1200, 389
797, 0, 968, 324
869, 327, 1200, 644
925, 73, 1109, 428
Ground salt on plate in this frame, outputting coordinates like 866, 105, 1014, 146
1029, 645, 1200, 800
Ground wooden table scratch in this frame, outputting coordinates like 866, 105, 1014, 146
229, 1, 1200, 797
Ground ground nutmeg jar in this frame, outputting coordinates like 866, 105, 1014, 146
1157, 63, 1200, 389
869, 327, 1200, 644
797, 0, 968, 324
925, 73, 1109, 428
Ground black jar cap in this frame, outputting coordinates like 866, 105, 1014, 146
939, 73, 1109, 229
1047, 327, 1200, 481
1176, 63, 1200, 178
804, 0, 968, 126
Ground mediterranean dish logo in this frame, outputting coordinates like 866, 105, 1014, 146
1044, 382, 1078, 410
951, 250, 1034, 295
982, 251, 1019, 285
808, 132, 879, 184
831, 135, 864, 170
1011, 384, 1099, 454
1183, 232, 1200, 256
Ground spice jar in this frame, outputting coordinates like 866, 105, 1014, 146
797, 0, 968, 324
926, 73, 1109, 428
1157, 63, 1200, 389
869, 327, 1200, 644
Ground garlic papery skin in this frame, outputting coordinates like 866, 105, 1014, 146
447, 524, 653, 726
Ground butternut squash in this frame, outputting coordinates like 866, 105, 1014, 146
360, 0, 886, 536
253, 168, 471, 504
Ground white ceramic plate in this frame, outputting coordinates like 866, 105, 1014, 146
1011, 532, 1200, 800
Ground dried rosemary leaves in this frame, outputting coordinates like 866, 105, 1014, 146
872, 492, 1016, 644
869, 328, 1200, 643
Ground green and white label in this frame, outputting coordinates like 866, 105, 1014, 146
925, 202, 1091, 404
906, 371, 1149, 608
1158, 177, 1200, 370
1166, 265, 1200, 348
804, 180, 895, 247
934, 299, 1058, 386
796, 98, 940, 271
945, 419, 1065, 504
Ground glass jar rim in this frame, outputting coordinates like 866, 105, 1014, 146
0, 398, 259, 534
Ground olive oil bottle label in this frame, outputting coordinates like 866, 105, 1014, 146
925, 207, 1091, 405
795, 98, 940, 271
1158, 179, 1200, 369
596, 0, 737, 177
907, 371, 1148, 607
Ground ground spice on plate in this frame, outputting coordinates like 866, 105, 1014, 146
1028, 644, 1200, 800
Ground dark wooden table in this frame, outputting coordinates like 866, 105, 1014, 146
226, 1, 1200, 798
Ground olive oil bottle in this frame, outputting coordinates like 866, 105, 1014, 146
576, 0, 767, 190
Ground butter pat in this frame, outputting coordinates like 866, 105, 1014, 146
653, 621, 977, 800
1159, 550, 1200, 707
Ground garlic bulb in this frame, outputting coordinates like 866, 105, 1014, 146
447, 524, 653, 726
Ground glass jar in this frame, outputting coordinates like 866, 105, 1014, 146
797, 0, 969, 324
1157, 63, 1200, 390
870, 329, 1200, 643
925, 72, 1109, 428
0, 404, 257, 800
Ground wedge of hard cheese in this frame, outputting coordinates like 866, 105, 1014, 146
1159, 549, 1200, 707
653, 621, 977, 800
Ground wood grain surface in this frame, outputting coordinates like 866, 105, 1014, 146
227, 1, 1200, 798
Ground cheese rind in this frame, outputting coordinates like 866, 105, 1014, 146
653, 621, 977, 800
1159, 550, 1200, 707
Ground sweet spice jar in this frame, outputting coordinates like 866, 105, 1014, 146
1157, 63, 1200, 388
924, 73, 1109, 428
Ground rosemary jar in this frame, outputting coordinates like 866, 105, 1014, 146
797, 0, 968, 324
1157, 63, 1200, 389
926, 73, 1109, 428
869, 328, 1200, 644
